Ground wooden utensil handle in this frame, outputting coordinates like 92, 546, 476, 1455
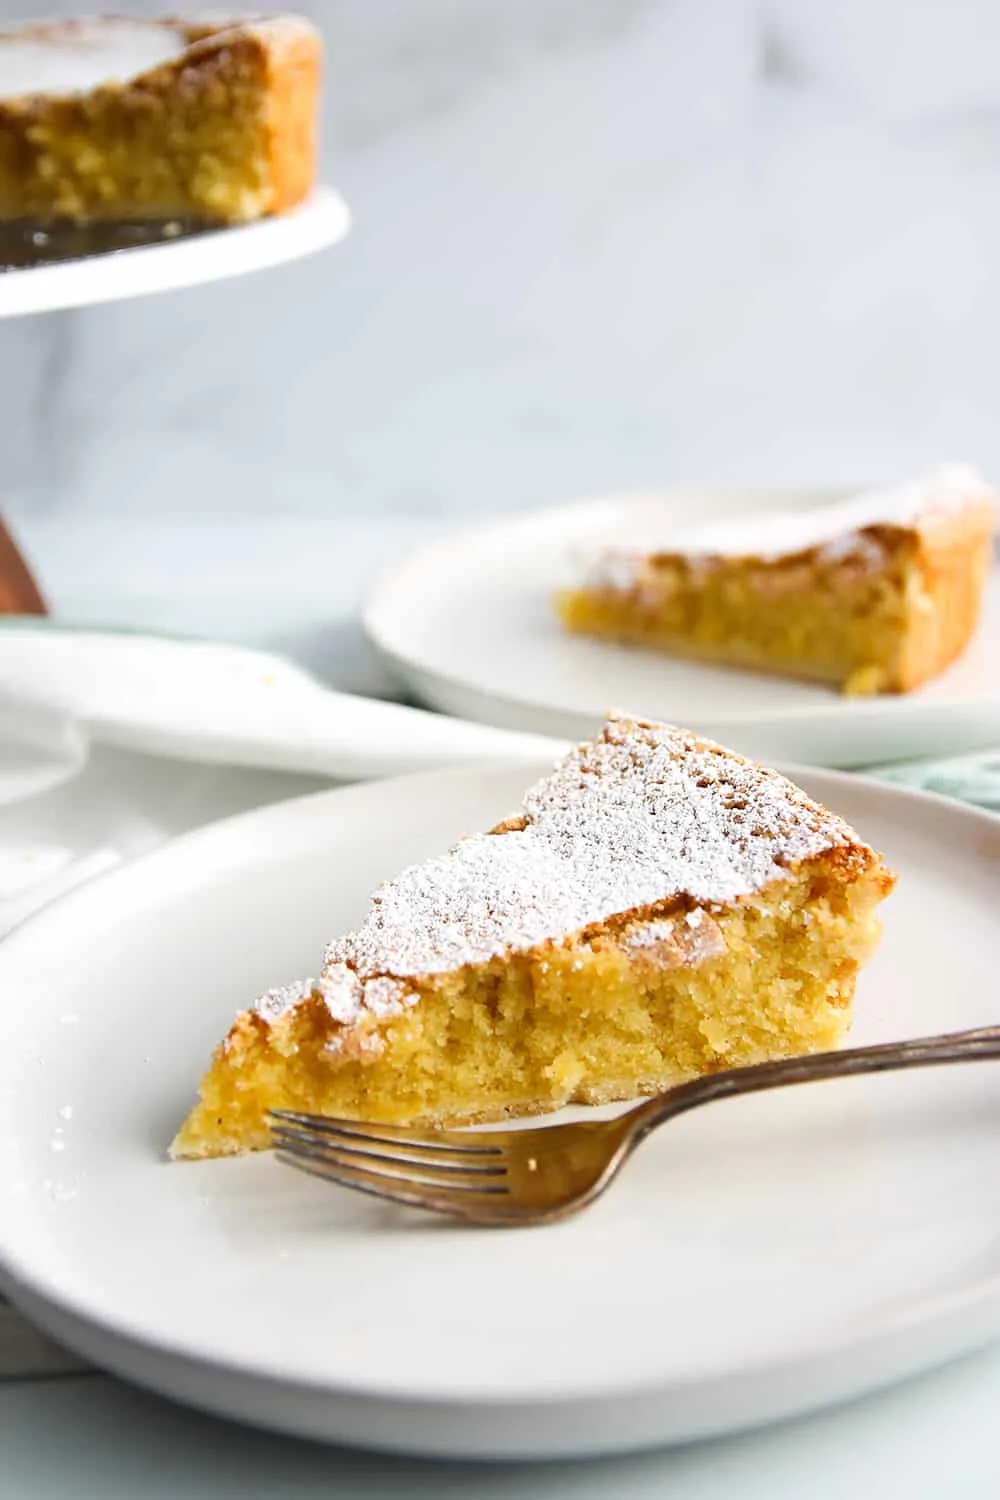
0, 514, 46, 614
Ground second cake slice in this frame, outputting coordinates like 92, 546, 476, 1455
557, 467, 997, 695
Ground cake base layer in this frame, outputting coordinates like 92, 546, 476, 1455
172, 858, 888, 1159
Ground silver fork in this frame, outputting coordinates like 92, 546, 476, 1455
270, 1024, 1000, 1226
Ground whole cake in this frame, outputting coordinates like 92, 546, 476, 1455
0, 14, 321, 225
557, 467, 997, 695
172, 715, 894, 1159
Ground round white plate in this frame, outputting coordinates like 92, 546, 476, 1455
364, 490, 1000, 767
0, 186, 350, 319
0, 765, 998, 1459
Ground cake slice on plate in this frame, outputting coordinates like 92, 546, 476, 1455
557, 466, 997, 695
0, 15, 320, 225
172, 715, 894, 1159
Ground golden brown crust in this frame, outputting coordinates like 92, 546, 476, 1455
255, 25, 321, 215
0, 16, 321, 223
892, 506, 996, 691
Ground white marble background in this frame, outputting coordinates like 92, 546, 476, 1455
4, 0, 1000, 685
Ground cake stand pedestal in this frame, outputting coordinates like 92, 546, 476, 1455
0, 183, 351, 612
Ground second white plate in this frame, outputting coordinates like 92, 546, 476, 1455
364, 489, 1000, 767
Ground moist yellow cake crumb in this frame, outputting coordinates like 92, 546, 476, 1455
172, 716, 895, 1160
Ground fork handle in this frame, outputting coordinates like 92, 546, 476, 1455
629, 1025, 1000, 1143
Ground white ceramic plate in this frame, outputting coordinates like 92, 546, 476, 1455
0, 738, 332, 1380
0, 766, 998, 1459
364, 491, 1000, 767
0, 187, 350, 319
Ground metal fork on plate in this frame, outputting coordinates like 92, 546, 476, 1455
270, 1024, 1000, 1226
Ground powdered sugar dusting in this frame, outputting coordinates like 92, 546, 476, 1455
586, 465, 997, 589
0, 15, 319, 101
285, 716, 862, 1034
625, 920, 685, 948
254, 962, 416, 1028
253, 967, 366, 1026
622, 910, 727, 967
0, 20, 185, 97
359, 974, 412, 1016
254, 978, 317, 1023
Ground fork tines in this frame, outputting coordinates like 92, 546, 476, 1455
268, 1109, 512, 1217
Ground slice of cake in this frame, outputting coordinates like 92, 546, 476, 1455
172, 715, 894, 1159
557, 467, 997, 695
0, 15, 320, 225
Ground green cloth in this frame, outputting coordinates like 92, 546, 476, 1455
869, 750, 1000, 812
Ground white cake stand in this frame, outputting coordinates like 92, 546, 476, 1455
0, 184, 350, 319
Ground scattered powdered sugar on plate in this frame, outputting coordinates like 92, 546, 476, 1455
249, 715, 865, 1032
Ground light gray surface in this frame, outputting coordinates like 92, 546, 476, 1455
4, 1350, 1000, 1499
